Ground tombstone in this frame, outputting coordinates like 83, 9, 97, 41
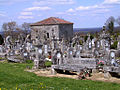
88, 40, 92, 50
57, 52, 62, 65
117, 35, 120, 50
0, 45, 3, 53
92, 39, 95, 47
86, 35, 92, 50
97, 40, 100, 49
74, 44, 81, 58
26, 42, 31, 52
75, 50, 80, 58
68, 47, 73, 59
44, 44, 48, 54
105, 40, 110, 51
94, 49, 99, 58
22, 48, 29, 60
80, 45, 82, 51
5, 36, 13, 56
52, 49, 57, 65
109, 50, 118, 66
33, 44, 45, 69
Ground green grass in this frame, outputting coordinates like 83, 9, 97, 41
25, 60, 33, 64
45, 61, 52, 67
0, 62, 120, 90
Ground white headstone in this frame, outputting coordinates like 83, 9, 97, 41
38, 49, 42, 54
57, 53, 61, 58
24, 53, 27, 56
44, 45, 47, 54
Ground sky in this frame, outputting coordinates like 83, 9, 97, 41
0, 0, 120, 31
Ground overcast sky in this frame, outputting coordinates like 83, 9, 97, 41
0, 0, 120, 30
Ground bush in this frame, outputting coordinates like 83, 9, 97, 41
45, 61, 52, 67
0, 57, 5, 60
79, 40, 83, 45
84, 36, 88, 42
110, 41, 118, 49
90, 35, 94, 40
73, 43, 76, 47
25, 60, 33, 64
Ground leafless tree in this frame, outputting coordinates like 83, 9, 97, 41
22, 22, 31, 36
2, 21, 17, 38
116, 16, 120, 26
105, 16, 115, 34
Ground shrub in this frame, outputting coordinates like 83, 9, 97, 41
84, 36, 88, 42
110, 41, 118, 49
25, 60, 33, 64
79, 40, 83, 45
90, 35, 94, 40
45, 61, 52, 67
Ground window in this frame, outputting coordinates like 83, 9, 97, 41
47, 33, 49, 38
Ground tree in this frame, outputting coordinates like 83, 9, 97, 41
2, 21, 17, 38
105, 16, 115, 34
116, 16, 120, 25
22, 22, 31, 36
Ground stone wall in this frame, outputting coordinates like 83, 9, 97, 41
31, 25, 59, 44
59, 24, 73, 40
31, 24, 73, 43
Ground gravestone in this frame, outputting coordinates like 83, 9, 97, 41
33, 44, 45, 69
68, 47, 73, 58
109, 50, 117, 66
117, 35, 120, 50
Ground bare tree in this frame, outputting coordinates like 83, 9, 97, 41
2, 23, 9, 38
105, 16, 115, 34
22, 22, 31, 36
2, 21, 17, 38
116, 16, 120, 25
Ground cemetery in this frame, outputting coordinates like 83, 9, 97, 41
1, 17, 120, 89
0, 17, 120, 76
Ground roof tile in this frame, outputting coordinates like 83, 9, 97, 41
31, 17, 73, 26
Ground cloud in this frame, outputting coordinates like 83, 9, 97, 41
103, 0, 120, 4
75, 5, 106, 11
19, 6, 51, 19
0, 11, 6, 16
0, 0, 28, 5
33, 0, 75, 6
0, 13, 5, 16
56, 3, 111, 17
24, 6, 51, 11
92, 9, 110, 14
66, 8, 75, 13
20, 12, 33, 15
18, 11, 33, 19
18, 16, 34, 19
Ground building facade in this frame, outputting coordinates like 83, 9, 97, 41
30, 17, 73, 45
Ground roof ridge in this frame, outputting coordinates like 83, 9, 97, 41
30, 17, 73, 26
52, 17, 59, 24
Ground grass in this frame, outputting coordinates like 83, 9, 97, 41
45, 61, 52, 67
0, 62, 120, 90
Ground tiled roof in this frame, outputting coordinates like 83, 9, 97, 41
31, 17, 73, 26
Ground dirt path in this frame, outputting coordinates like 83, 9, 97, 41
26, 69, 78, 79
26, 69, 120, 83
87, 72, 120, 83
